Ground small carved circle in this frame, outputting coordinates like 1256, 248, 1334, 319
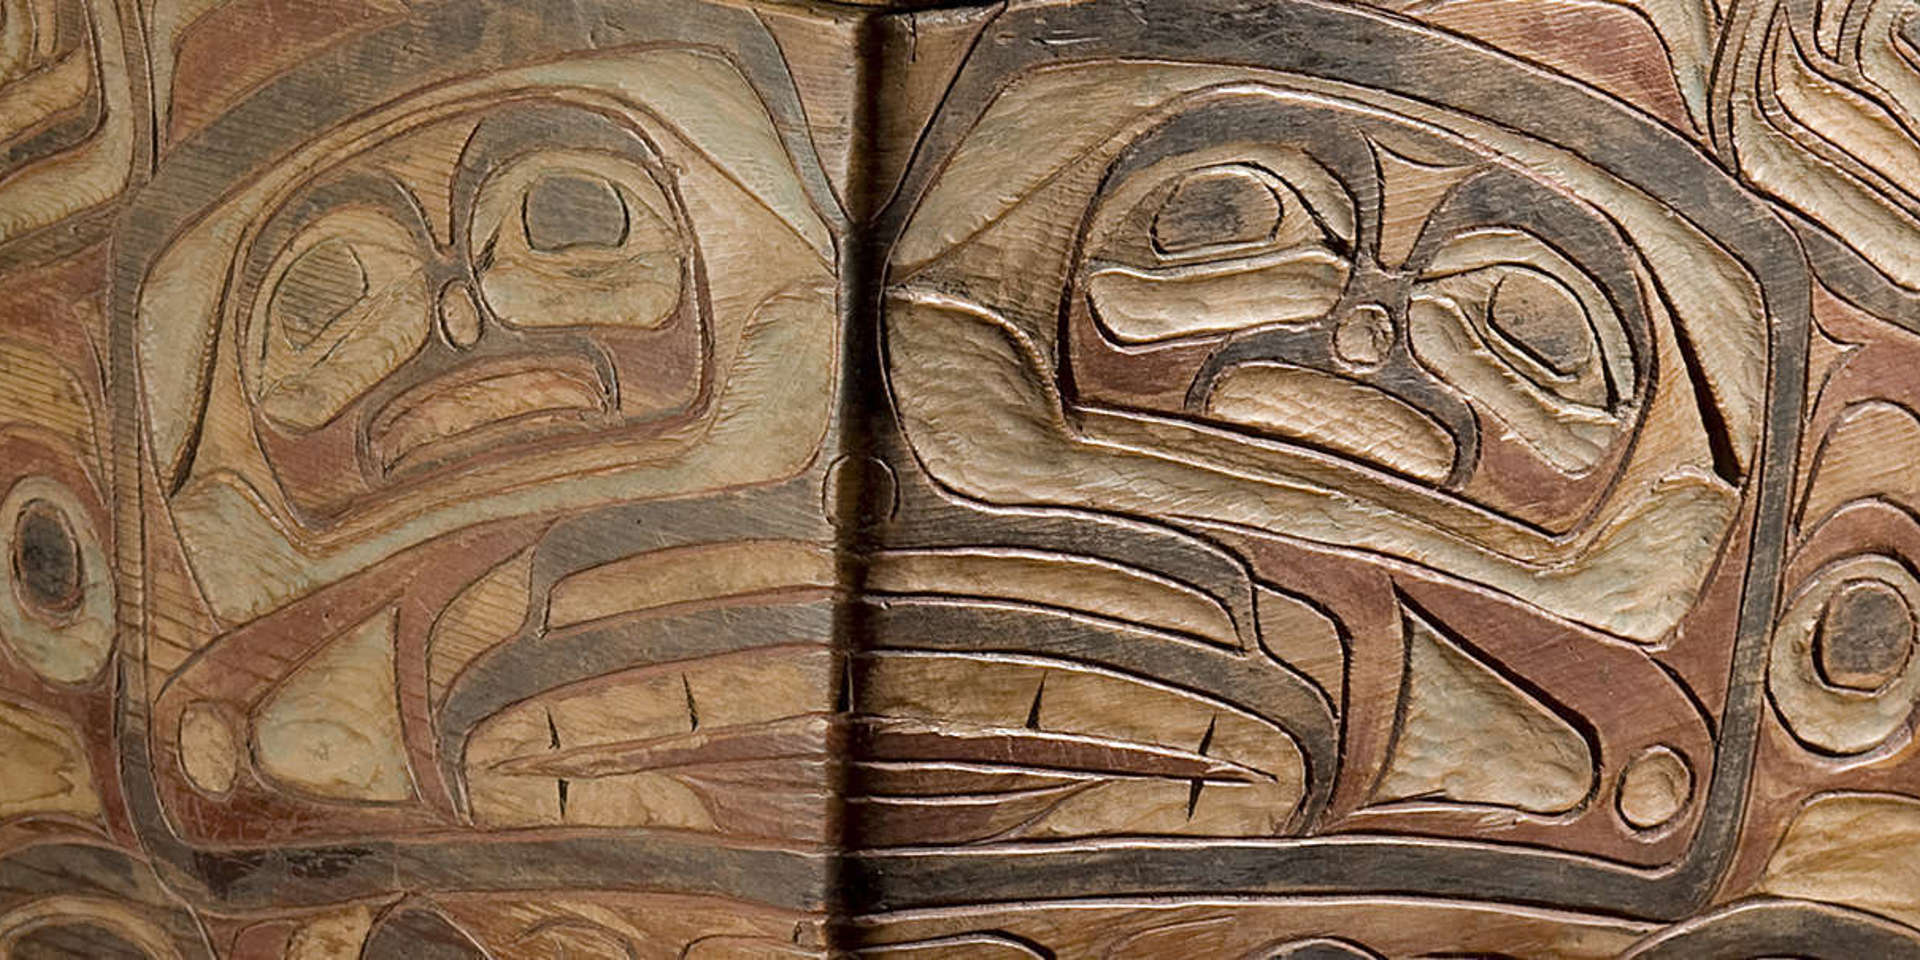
1815, 579, 1914, 692
1769, 554, 1920, 756
13, 499, 82, 617
1332, 304, 1393, 369
823, 455, 898, 531
177, 701, 241, 795
1616, 744, 1692, 829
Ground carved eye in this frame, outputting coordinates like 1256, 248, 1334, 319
1152, 167, 1283, 254
0, 476, 113, 685
14, 498, 81, 617
269, 238, 368, 350
1484, 268, 1596, 379
1408, 229, 1633, 472
469, 153, 686, 330
1081, 156, 1355, 344
522, 173, 630, 251
248, 208, 431, 432
1448, 264, 1612, 405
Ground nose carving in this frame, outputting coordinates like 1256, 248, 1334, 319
1184, 267, 1482, 490
438, 281, 484, 350
1332, 303, 1393, 369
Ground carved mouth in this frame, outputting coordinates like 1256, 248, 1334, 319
1200, 361, 1458, 484
365, 355, 613, 477
485, 713, 834, 781
854, 716, 1271, 783
459, 645, 836, 837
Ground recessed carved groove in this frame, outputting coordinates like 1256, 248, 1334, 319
0, 0, 1906, 954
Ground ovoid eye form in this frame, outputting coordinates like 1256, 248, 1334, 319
270, 238, 370, 350
1484, 268, 1595, 378
521, 174, 631, 253
12, 498, 82, 618
1152, 166, 1283, 255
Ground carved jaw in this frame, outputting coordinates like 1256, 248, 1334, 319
153, 498, 841, 847
448, 536, 840, 839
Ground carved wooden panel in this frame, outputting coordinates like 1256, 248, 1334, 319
4, 0, 1920, 956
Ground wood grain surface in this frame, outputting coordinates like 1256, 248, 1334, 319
2, 0, 1919, 955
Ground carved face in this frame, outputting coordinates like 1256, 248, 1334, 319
888, 67, 1769, 644
123, 46, 842, 869
1068, 99, 1649, 513
864, 14, 1806, 911
133, 49, 837, 627
231, 102, 707, 521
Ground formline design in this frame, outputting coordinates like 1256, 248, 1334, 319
5, 0, 1920, 955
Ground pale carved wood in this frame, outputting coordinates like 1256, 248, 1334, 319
2, 0, 1920, 956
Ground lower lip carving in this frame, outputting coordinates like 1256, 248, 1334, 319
366, 357, 612, 475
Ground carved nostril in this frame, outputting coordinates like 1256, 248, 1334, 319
438, 280, 483, 349
1332, 303, 1393, 369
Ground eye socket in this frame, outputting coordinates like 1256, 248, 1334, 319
1094, 154, 1354, 268
468, 151, 687, 331
1078, 155, 1355, 345
247, 207, 431, 432
1414, 229, 1628, 408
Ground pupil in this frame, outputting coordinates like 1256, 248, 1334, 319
14, 500, 82, 615
523, 174, 630, 252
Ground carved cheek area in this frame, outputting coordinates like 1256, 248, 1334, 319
1080, 157, 1354, 345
